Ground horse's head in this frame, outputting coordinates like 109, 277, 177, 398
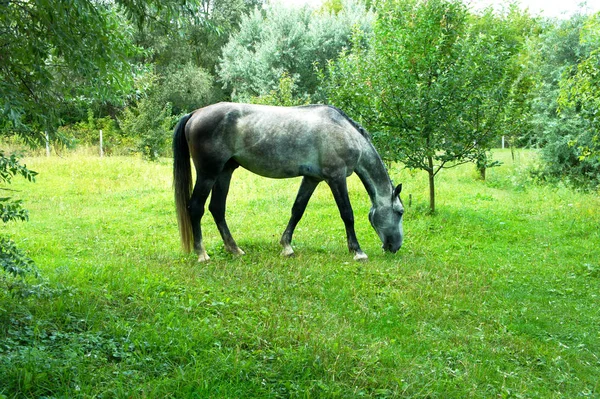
369, 183, 404, 253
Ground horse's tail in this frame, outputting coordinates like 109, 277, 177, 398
173, 112, 194, 253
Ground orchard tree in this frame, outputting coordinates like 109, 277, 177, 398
327, 0, 529, 213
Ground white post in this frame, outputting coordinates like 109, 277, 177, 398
502, 136, 505, 149
45, 131, 50, 157
99, 129, 104, 158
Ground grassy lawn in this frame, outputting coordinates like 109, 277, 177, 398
1, 150, 599, 398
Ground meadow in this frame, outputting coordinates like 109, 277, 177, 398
1, 150, 599, 398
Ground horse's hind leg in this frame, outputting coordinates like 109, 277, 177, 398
327, 177, 368, 261
189, 175, 216, 262
280, 177, 319, 257
209, 165, 245, 256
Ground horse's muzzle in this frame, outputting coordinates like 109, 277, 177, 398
383, 242, 401, 253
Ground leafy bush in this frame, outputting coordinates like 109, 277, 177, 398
58, 109, 132, 154
118, 63, 214, 160
534, 119, 600, 189
120, 99, 177, 161
529, 13, 600, 190
250, 72, 311, 106
0, 151, 38, 291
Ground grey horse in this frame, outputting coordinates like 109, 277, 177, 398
173, 102, 404, 261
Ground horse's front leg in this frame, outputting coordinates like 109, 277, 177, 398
189, 176, 216, 262
327, 177, 368, 261
280, 177, 319, 257
209, 166, 245, 256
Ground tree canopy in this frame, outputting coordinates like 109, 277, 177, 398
326, 0, 535, 212
218, 0, 374, 102
0, 0, 139, 140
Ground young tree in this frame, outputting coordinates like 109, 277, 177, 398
327, 0, 529, 212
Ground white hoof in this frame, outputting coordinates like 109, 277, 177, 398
280, 244, 295, 257
197, 251, 210, 262
353, 252, 368, 261
230, 247, 245, 256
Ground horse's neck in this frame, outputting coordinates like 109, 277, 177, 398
355, 144, 392, 207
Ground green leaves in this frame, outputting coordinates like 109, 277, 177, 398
218, 0, 374, 102
0, 152, 38, 185
0, 237, 37, 279
327, 0, 534, 211
0, 0, 137, 136
0, 151, 37, 282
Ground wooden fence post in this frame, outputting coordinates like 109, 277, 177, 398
99, 129, 104, 157
45, 131, 50, 157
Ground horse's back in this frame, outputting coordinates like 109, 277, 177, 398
186, 103, 367, 179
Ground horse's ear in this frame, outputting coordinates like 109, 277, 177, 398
393, 183, 402, 198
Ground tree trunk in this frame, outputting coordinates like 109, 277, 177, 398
428, 171, 435, 214
427, 155, 435, 214
476, 151, 487, 180
478, 165, 486, 180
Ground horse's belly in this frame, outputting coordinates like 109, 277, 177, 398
234, 154, 320, 179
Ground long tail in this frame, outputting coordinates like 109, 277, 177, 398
173, 113, 194, 253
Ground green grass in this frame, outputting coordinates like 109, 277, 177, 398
1, 150, 599, 398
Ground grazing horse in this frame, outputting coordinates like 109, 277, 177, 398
173, 102, 404, 261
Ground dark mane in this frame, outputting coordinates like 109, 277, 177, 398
326, 105, 371, 140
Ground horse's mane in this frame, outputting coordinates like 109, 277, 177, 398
299, 104, 371, 141
328, 105, 371, 141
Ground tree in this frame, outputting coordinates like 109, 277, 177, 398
0, 0, 201, 283
131, 0, 263, 79
218, 0, 374, 102
559, 12, 600, 162
326, 0, 530, 212
530, 12, 600, 189
0, 0, 139, 139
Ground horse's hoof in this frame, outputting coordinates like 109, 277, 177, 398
198, 252, 211, 262
233, 247, 246, 256
353, 252, 368, 261
226, 245, 245, 256
280, 245, 295, 257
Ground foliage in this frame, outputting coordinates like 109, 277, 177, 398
152, 63, 216, 115
120, 99, 176, 161
218, 0, 374, 101
0, 0, 138, 141
1, 152, 599, 397
118, 62, 214, 160
530, 12, 600, 189
0, 152, 37, 284
57, 110, 132, 154
0, 237, 37, 280
130, 0, 264, 75
326, 0, 531, 212
250, 72, 311, 106
559, 13, 600, 161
